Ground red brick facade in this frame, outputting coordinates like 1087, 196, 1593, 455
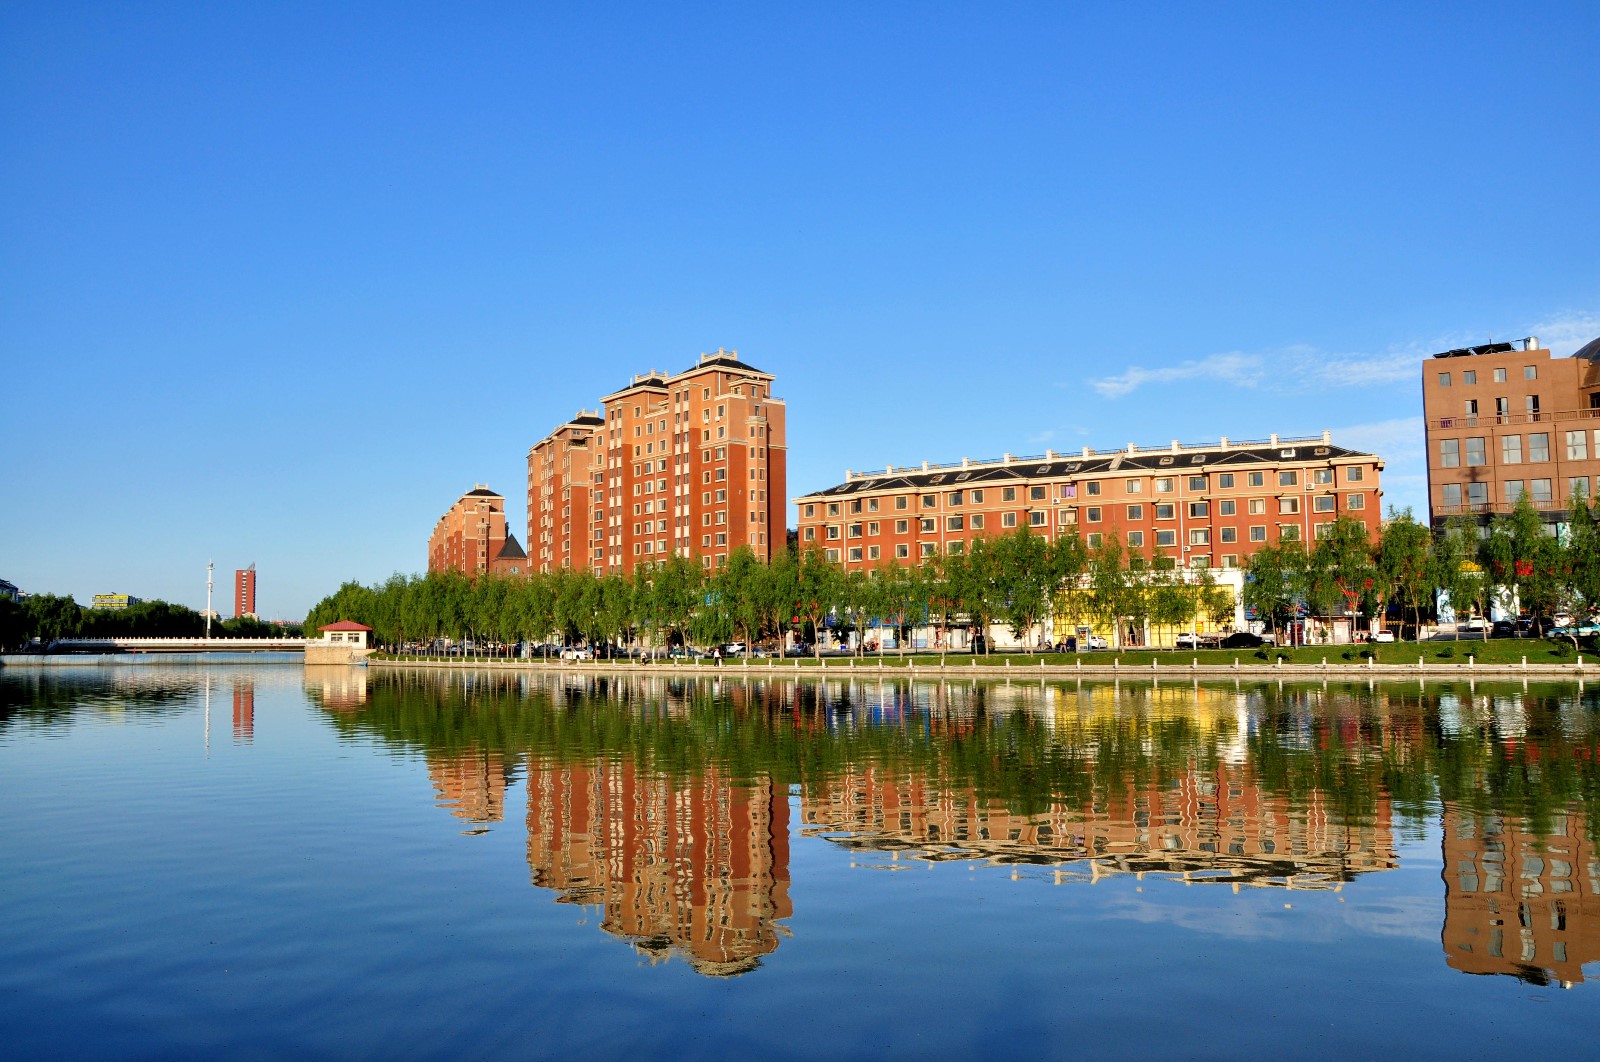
427, 485, 528, 577
795, 432, 1382, 572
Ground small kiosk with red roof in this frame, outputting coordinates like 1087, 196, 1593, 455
305, 620, 374, 665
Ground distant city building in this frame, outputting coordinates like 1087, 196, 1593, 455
0, 578, 18, 601
234, 564, 257, 619
795, 431, 1383, 572
528, 349, 787, 575
1423, 335, 1600, 531
91, 593, 142, 610
428, 485, 527, 578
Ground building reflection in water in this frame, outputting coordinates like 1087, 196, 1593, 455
303, 666, 369, 712
429, 751, 515, 831
524, 760, 792, 976
323, 670, 1600, 984
231, 680, 254, 744
801, 760, 1394, 890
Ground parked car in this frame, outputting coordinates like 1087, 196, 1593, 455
1220, 632, 1267, 649
1366, 630, 1396, 643
1174, 633, 1221, 649
1489, 620, 1519, 639
1083, 634, 1109, 651
560, 646, 595, 661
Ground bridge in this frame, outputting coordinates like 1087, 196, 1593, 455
40, 637, 309, 653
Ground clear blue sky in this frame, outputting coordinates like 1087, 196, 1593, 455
4, 2, 1597, 619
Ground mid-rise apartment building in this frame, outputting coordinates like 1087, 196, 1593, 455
427, 485, 528, 578
1422, 336, 1600, 530
527, 350, 787, 574
795, 431, 1382, 571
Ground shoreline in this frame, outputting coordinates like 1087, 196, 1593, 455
367, 655, 1593, 681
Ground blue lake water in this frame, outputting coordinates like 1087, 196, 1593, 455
2, 665, 1597, 1058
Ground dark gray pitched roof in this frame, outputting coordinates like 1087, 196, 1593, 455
496, 533, 527, 561
465, 487, 501, 498
797, 442, 1375, 499
1574, 335, 1600, 362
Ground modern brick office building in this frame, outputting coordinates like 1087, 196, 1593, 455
795, 431, 1382, 572
427, 485, 528, 578
1422, 336, 1600, 531
527, 349, 787, 575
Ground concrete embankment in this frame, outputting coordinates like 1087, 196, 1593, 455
370, 656, 1593, 682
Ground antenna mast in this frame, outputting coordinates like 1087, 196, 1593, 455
206, 560, 214, 639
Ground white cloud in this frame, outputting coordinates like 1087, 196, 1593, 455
1088, 308, 1598, 399
1090, 351, 1264, 398
1530, 310, 1600, 357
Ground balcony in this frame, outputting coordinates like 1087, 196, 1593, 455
1431, 406, 1600, 431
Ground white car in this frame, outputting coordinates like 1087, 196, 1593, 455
1369, 630, 1396, 643
1084, 635, 1109, 651
559, 646, 594, 661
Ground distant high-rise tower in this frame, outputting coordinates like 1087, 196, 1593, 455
234, 564, 256, 619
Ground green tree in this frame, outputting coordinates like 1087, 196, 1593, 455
1482, 494, 1564, 633
1376, 510, 1431, 639
992, 528, 1052, 650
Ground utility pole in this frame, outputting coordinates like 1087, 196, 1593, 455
206, 560, 214, 639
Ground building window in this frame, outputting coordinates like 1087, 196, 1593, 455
1221, 554, 1238, 569
1346, 467, 1363, 482
1279, 497, 1300, 514
1314, 495, 1336, 512
1002, 487, 1017, 502
1463, 370, 1476, 385
804, 503, 815, 518
921, 518, 936, 533
1280, 525, 1301, 542
946, 516, 964, 531
1248, 498, 1266, 515
1467, 482, 1488, 506
1525, 365, 1538, 380
1188, 502, 1208, 518
1531, 479, 1553, 504
970, 490, 983, 503
970, 514, 984, 529
1030, 511, 1046, 526
848, 547, 862, 562
1085, 482, 1101, 496
1057, 508, 1075, 525
1569, 477, 1590, 501
920, 543, 935, 557
896, 519, 909, 534
868, 521, 880, 535
1085, 507, 1100, 523
1128, 531, 1145, 547
1502, 436, 1522, 464
948, 491, 963, 506
1154, 503, 1175, 520
1313, 468, 1333, 484
1438, 372, 1451, 386
1219, 500, 1236, 516
1220, 526, 1237, 543
827, 502, 840, 516
1442, 484, 1462, 507
825, 549, 840, 562
1126, 479, 1143, 494
1278, 471, 1297, 487
1030, 486, 1046, 501
1154, 478, 1174, 493
1529, 433, 1550, 462
947, 541, 964, 556
1504, 480, 1525, 504
1127, 504, 1144, 520
849, 499, 862, 513
848, 523, 862, 538
1494, 367, 1507, 383
922, 495, 936, 509
1439, 439, 1460, 467
1086, 533, 1103, 547
1002, 512, 1018, 527
896, 544, 910, 558
1465, 438, 1486, 466
1155, 530, 1177, 547
1249, 525, 1267, 542
867, 498, 879, 512
1347, 494, 1365, 509
1189, 529, 1209, 545
827, 525, 840, 540
1566, 430, 1589, 461
803, 527, 815, 541
1188, 476, 1206, 491
1218, 473, 1234, 488
1248, 472, 1264, 487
